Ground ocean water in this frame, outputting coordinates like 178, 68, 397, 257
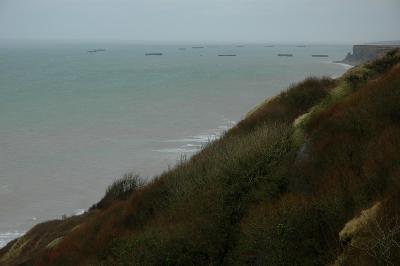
0, 42, 352, 247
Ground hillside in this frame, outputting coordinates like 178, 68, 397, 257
1, 49, 400, 266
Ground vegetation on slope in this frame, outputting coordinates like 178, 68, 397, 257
1, 49, 400, 266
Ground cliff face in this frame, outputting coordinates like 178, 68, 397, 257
340, 44, 400, 65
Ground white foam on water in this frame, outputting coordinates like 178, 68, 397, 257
322, 61, 353, 78
185, 144, 202, 147
73, 209, 86, 216
161, 135, 218, 143
0, 231, 24, 248
154, 119, 236, 154
153, 148, 200, 153
0, 209, 86, 249
331, 62, 354, 70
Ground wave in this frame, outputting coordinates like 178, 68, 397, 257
152, 148, 200, 153
73, 209, 85, 216
331, 62, 354, 70
0, 231, 24, 248
161, 134, 219, 143
0, 208, 86, 249
155, 118, 236, 154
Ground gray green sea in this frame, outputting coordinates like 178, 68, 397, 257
0, 41, 352, 247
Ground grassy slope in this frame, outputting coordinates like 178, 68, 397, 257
1, 50, 400, 266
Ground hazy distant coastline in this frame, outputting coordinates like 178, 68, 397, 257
337, 43, 400, 65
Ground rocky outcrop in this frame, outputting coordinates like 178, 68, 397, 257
339, 45, 400, 66
339, 202, 381, 247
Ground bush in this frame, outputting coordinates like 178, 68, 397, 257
345, 73, 365, 89
92, 173, 144, 209
281, 77, 335, 116
229, 195, 339, 266
232, 77, 335, 134
366, 49, 400, 74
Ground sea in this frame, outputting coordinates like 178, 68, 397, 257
0, 41, 352, 247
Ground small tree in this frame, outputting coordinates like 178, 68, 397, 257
91, 172, 144, 209
351, 215, 400, 265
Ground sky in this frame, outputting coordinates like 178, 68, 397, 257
0, 0, 399, 43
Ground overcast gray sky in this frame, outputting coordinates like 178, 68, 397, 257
0, 0, 399, 43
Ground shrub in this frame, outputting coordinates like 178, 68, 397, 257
281, 77, 335, 116
345, 73, 365, 89
366, 49, 400, 74
92, 173, 144, 209
340, 193, 400, 266
230, 195, 339, 266
232, 77, 335, 134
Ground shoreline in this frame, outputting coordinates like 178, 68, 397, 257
326, 61, 354, 78
0, 208, 86, 249
0, 231, 24, 249
331, 61, 354, 69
